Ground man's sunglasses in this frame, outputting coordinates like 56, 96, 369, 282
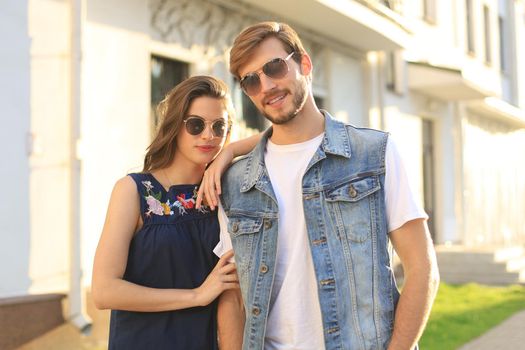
183, 116, 229, 138
239, 52, 296, 96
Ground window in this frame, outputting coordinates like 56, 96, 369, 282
150, 55, 189, 130
422, 119, 436, 240
423, 0, 437, 24
498, 15, 507, 73
466, 0, 475, 54
483, 5, 492, 65
379, 0, 403, 14
385, 52, 405, 95
386, 52, 396, 91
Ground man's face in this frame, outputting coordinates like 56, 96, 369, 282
238, 37, 309, 125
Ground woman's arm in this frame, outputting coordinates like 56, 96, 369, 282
91, 176, 239, 312
197, 133, 262, 209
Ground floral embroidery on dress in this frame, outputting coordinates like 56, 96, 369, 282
141, 180, 208, 216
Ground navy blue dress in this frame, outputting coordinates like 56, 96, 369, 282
108, 173, 219, 350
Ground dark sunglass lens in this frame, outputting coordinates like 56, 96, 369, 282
263, 58, 288, 79
212, 120, 227, 137
185, 118, 205, 135
241, 73, 261, 96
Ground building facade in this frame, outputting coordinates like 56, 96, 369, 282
1, 0, 525, 347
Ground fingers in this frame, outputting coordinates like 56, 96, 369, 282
219, 249, 235, 262
222, 282, 240, 291
220, 272, 239, 283
219, 272, 240, 292
214, 170, 222, 196
204, 172, 217, 210
220, 262, 237, 275
196, 168, 221, 210
209, 166, 221, 209
196, 183, 205, 209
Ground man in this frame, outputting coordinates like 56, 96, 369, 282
216, 22, 440, 350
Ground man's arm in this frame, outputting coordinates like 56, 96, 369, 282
388, 218, 440, 350
218, 289, 245, 350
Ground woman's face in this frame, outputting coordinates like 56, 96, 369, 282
174, 96, 229, 168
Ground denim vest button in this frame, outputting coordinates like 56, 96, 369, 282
260, 264, 268, 273
252, 307, 261, 316
264, 219, 272, 229
349, 185, 357, 198
232, 222, 239, 233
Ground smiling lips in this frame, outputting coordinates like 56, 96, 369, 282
265, 92, 287, 106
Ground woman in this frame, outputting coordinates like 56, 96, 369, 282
92, 76, 242, 349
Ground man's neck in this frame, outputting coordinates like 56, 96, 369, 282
269, 101, 325, 145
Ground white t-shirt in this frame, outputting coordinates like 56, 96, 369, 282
214, 135, 427, 350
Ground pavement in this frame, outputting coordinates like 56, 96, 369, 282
16, 293, 109, 350
458, 309, 525, 350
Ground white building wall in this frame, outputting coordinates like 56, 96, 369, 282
398, 0, 525, 248
0, 1, 31, 297
383, 86, 457, 244
462, 112, 525, 247
436, 105, 464, 244
327, 51, 365, 126
515, 1, 525, 108
81, 0, 151, 283
27, 0, 72, 294
404, 0, 461, 66
384, 109, 425, 205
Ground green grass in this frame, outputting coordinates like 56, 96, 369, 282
420, 283, 525, 350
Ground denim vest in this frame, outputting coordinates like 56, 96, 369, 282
220, 112, 399, 350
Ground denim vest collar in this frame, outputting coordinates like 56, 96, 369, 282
240, 111, 351, 193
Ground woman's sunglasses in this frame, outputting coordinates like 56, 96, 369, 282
239, 52, 296, 96
183, 116, 229, 138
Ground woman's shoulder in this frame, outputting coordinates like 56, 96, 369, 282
111, 175, 140, 200
122, 173, 155, 192
103, 175, 141, 221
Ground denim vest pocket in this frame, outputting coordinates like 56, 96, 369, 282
228, 215, 263, 283
325, 175, 381, 242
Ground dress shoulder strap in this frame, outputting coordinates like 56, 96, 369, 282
127, 173, 152, 221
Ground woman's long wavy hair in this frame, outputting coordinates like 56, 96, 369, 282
143, 75, 234, 173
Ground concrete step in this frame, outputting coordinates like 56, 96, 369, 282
435, 246, 524, 264
441, 273, 523, 285
437, 260, 509, 275
436, 245, 525, 285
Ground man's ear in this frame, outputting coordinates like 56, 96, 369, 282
299, 53, 313, 76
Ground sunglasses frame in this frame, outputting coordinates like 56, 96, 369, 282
239, 51, 296, 96
183, 115, 230, 138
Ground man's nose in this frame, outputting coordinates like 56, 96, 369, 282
259, 73, 277, 93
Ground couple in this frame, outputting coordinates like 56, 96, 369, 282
92, 21, 439, 350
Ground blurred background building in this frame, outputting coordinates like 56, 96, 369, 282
1, 0, 525, 348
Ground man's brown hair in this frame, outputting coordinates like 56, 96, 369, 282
229, 22, 307, 79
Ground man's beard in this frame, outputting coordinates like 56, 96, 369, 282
262, 79, 308, 125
